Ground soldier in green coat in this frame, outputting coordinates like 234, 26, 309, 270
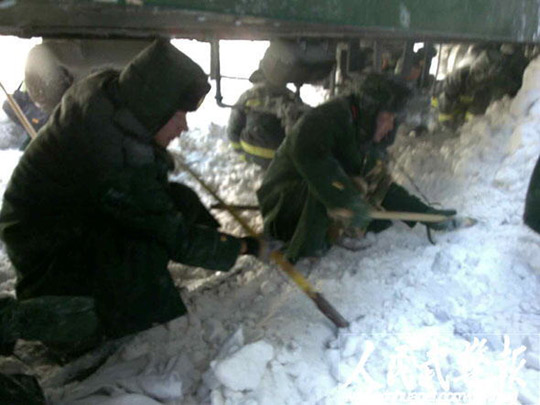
257, 74, 457, 262
0, 39, 263, 355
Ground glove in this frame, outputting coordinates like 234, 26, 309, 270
240, 236, 284, 263
328, 198, 372, 230
424, 208, 457, 231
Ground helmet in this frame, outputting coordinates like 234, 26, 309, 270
118, 39, 210, 133
248, 69, 266, 84
259, 39, 335, 87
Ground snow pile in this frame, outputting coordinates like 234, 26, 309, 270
211, 335, 274, 392
55, 354, 185, 404
0, 44, 539, 405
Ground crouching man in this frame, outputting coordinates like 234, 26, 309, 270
0, 39, 265, 355
257, 74, 457, 263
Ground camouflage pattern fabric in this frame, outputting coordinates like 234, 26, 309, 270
227, 82, 309, 168
436, 47, 529, 126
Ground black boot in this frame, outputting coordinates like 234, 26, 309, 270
0, 373, 46, 405
17, 296, 104, 353
0, 296, 18, 356
1, 296, 105, 360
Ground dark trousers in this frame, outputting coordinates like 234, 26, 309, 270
6, 221, 185, 342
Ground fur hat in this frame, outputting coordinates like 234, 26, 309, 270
356, 73, 411, 114
118, 39, 210, 133
352, 73, 411, 146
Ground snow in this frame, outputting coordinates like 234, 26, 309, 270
212, 338, 274, 391
0, 37, 539, 405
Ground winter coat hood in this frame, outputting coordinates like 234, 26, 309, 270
118, 39, 210, 134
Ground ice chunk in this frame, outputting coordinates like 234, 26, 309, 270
213, 341, 274, 391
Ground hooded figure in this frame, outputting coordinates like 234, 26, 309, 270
0, 39, 261, 354
257, 73, 456, 262
227, 68, 309, 168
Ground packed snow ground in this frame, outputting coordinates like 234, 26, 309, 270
0, 39, 539, 405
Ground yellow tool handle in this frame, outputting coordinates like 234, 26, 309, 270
173, 153, 350, 329
370, 210, 451, 223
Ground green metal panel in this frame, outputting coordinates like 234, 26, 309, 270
150, 0, 539, 40
0, 0, 539, 42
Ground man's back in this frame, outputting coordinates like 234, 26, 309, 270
227, 81, 307, 168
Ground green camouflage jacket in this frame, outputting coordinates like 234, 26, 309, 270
227, 82, 309, 167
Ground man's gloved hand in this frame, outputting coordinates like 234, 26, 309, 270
424, 208, 457, 230
240, 236, 284, 262
328, 199, 372, 230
